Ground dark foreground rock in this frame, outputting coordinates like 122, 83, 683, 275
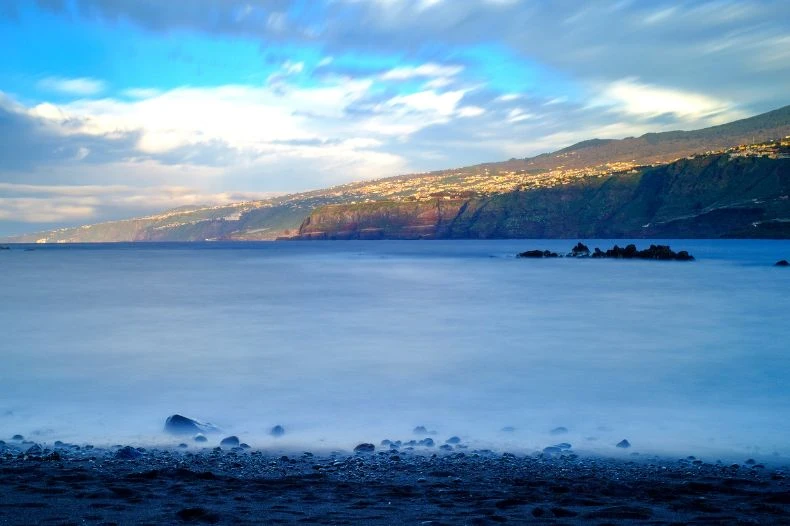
1, 446, 788, 525
777, 259, 789, 267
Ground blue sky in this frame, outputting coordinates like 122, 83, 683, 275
1, 0, 789, 236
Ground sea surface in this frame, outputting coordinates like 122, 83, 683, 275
1, 240, 789, 460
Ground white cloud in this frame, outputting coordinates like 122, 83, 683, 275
37, 77, 106, 96
380, 63, 463, 81
596, 78, 743, 122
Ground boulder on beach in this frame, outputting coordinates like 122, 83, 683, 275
193, 434, 208, 443
220, 436, 240, 447
115, 446, 142, 460
354, 443, 375, 453
776, 259, 789, 267
446, 436, 461, 444
413, 426, 428, 435
616, 439, 631, 449
164, 414, 219, 436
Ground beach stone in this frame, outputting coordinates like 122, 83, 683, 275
616, 439, 631, 448
11, 434, 23, 441
550, 427, 568, 435
354, 443, 375, 454
270, 425, 285, 437
775, 260, 789, 267
419, 438, 435, 447
543, 446, 562, 455
446, 436, 461, 444
440, 444, 453, 451
220, 436, 240, 447
115, 446, 142, 460
164, 414, 218, 436
25, 444, 43, 456
240, 443, 250, 449
745, 458, 756, 465
193, 433, 208, 443
413, 426, 428, 435
178, 443, 188, 449
381, 439, 392, 446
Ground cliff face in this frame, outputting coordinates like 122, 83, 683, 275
298, 154, 790, 239
298, 200, 468, 239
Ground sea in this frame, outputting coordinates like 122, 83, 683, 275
1, 239, 788, 461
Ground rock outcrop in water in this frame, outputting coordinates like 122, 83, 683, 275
776, 259, 789, 267
518, 244, 695, 261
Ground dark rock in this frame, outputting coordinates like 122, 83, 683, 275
616, 439, 631, 448
175, 507, 220, 523
178, 443, 188, 449
584, 506, 653, 520
439, 444, 453, 451
543, 446, 562, 455
115, 446, 142, 460
354, 443, 375, 454
193, 434, 208, 443
53, 440, 64, 447
419, 438, 435, 447
550, 427, 568, 435
164, 415, 219, 436
569, 242, 590, 257
413, 426, 428, 435
775, 260, 789, 267
219, 436, 240, 447
518, 249, 559, 258
551, 507, 578, 518
745, 458, 756, 465
591, 243, 694, 261
270, 425, 285, 437
381, 439, 392, 446
446, 436, 461, 444
11, 434, 23, 441
240, 443, 250, 449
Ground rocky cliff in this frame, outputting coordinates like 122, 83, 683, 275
297, 153, 790, 239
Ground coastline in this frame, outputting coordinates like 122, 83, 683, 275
2, 441, 788, 524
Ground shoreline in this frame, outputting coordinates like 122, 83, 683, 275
2, 441, 788, 524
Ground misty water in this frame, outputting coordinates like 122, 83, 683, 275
1, 240, 789, 461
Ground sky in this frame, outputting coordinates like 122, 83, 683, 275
1, 0, 789, 236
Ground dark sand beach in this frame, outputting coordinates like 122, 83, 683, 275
1, 440, 788, 525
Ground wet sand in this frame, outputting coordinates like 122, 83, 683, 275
1, 441, 788, 525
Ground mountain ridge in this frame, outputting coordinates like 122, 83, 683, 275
5, 104, 790, 242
